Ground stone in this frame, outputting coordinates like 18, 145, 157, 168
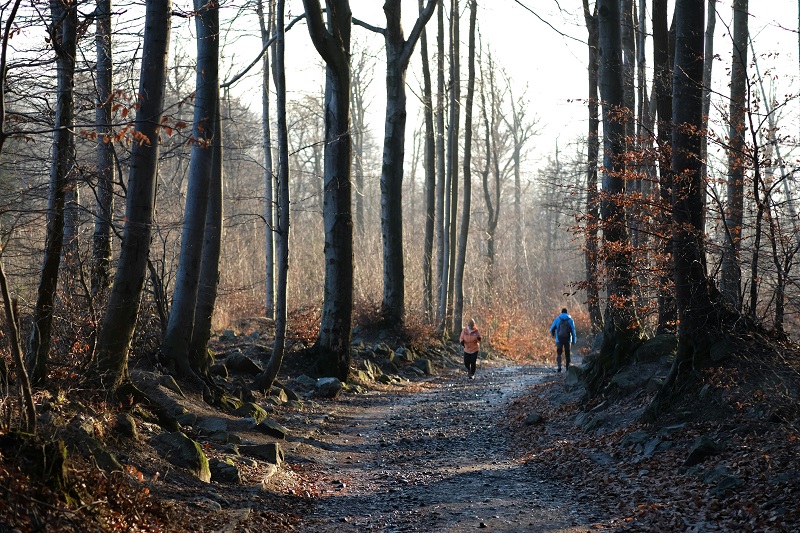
219, 329, 236, 341
176, 412, 198, 428
293, 374, 318, 390
413, 358, 433, 375
525, 413, 544, 426
239, 442, 284, 465
209, 363, 228, 378
269, 386, 288, 404
633, 334, 677, 363
373, 343, 393, 357
610, 366, 652, 394
116, 413, 138, 440
150, 432, 210, 483
255, 418, 289, 440
157, 374, 184, 396
643, 438, 661, 457
209, 458, 241, 483
684, 436, 725, 467
316, 377, 344, 398
234, 403, 269, 424
621, 430, 649, 448
273, 380, 300, 401
395, 347, 415, 363
224, 351, 264, 375
285, 400, 304, 409
198, 417, 228, 434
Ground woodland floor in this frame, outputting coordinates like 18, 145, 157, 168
2, 348, 799, 532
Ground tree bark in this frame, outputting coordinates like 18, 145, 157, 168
594, 0, 641, 380
256, 0, 290, 391
27, 0, 78, 384
377, 0, 436, 327
160, 0, 219, 382
303, 0, 353, 381
92, 0, 114, 296
453, 0, 476, 335
420, 0, 436, 320
720, 0, 747, 310
434, 0, 446, 321
92, 0, 172, 390
583, 0, 603, 334
258, 0, 275, 319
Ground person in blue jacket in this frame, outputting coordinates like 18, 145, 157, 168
549, 308, 576, 372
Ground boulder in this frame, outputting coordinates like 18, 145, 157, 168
224, 351, 264, 375
610, 366, 653, 394
116, 413, 138, 440
373, 343, 393, 357
633, 334, 677, 363
150, 432, 211, 482
209, 458, 241, 483
239, 442, 284, 465
413, 358, 433, 375
209, 363, 228, 378
684, 436, 725, 467
233, 403, 268, 424
273, 380, 301, 401
525, 413, 544, 426
157, 374, 185, 397
255, 418, 289, 440
219, 329, 236, 342
292, 374, 318, 390
316, 377, 344, 398
268, 386, 288, 404
395, 347, 415, 363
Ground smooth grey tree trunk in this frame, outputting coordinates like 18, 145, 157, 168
479, 53, 500, 300
720, 0, 747, 310
653, 0, 676, 333
27, 0, 78, 384
583, 0, 603, 333
700, 0, 716, 188
453, 0, 476, 335
92, 0, 114, 296
188, 102, 223, 373
420, 0, 436, 320
434, 0, 446, 321
258, 0, 275, 319
256, 0, 290, 391
303, 0, 353, 381
351, 49, 370, 237
366, 0, 436, 327
92, 0, 172, 390
160, 0, 219, 381
594, 0, 641, 376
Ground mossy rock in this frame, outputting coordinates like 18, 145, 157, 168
633, 334, 677, 363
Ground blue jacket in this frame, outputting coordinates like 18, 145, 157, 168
549, 312, 576, 343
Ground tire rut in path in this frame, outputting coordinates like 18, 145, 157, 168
296, 364, 597, 532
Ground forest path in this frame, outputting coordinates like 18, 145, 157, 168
292, 362, 599, 532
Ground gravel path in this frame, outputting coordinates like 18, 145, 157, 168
293, 361, 599, 532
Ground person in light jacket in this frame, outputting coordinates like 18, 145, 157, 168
549, 308, 576, 372
459, 318, 481, 379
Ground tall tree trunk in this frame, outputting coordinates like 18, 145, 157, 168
720, 0, 747, 310
441, 0, 460, 335
351, 53, 367, 237
377, 0, 436, 327
91, 0, 172, 390
27, 0, 78, 384
479, 55, 499, 301
653, 0, 676, 333
453, 0, 476, 335
188, 101, 223, 374
92, 0, 114, 296
671, 0, 714, 365
160, 0, 219, 382
420, 0, 436, 320
303, 0, 353, 381
583, 0, 603, 334
700, 0, 716, 188
258, 0, 275, 319
434, 0, 446, 321
256, 0, 290, 391
593, 0, 641, 382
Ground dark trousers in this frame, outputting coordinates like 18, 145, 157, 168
463, 351, 478, 376
556, 337, 571, 369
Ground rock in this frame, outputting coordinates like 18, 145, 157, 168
255, 418, 289, 440
219, 329, 236, 342
209, 458, 241, 483
150, 432, 211, 483
354, 369, 371, 382
224, 350, 264, 375
395, 347, 414, 363
413, 358, 433, 375
233, 403, 269, 424
209, 363, 228, 378
643, 438, 661, 457
525, 413, 544, 426
316, 377, 344, 398
157, 374, 185, 396
377, 374, 393, 384
710, 475, 744, 497
610, 366, 652, 394
198, 417, 228, 434
273, 380, 300, 401
286, 400, 304, 410
564, 365, 583, 389
239, 442, 284, 465
116, 413, 138, 440
269, 386, 288, 404
633, 334, 677, 363
621, 430, 649, 448
257, 464, 279, 490
373, 343, 393, 357
583, 413, 609, 432
64, 416, 123, 473
684, 436, 725, 467
292, 374, 318, 390
176, 412, 198, 428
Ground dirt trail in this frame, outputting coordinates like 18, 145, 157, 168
291, 362, 600, 532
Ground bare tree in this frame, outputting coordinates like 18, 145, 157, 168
302, 0, 353, 381
27, 0, 78, 384
420, 0, 436, 319
92, 0, 172, 390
